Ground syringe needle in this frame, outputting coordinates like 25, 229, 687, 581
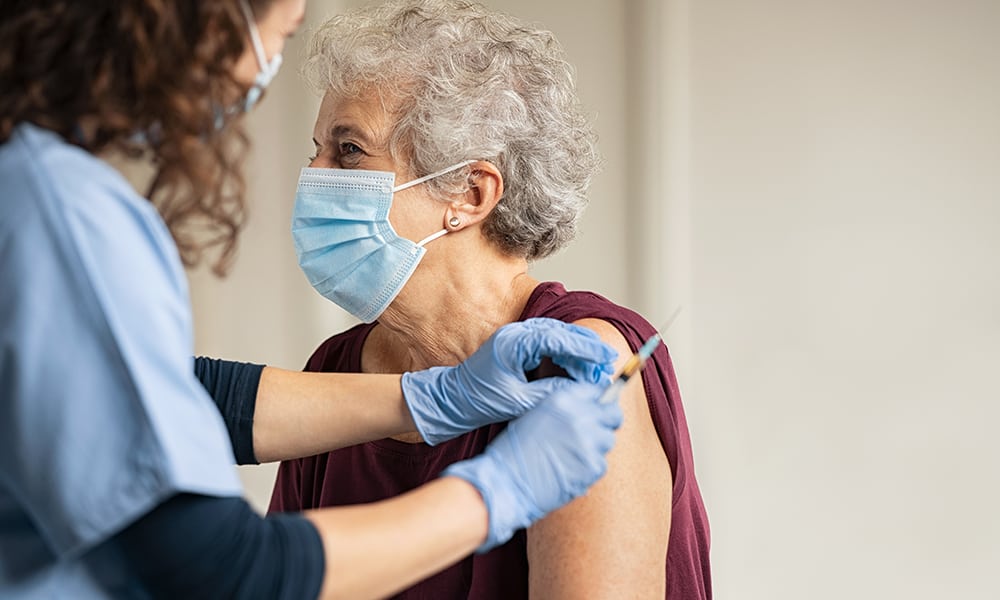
655, 306, 683, 341
598, 306, 682, 404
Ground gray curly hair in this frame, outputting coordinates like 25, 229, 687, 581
303, 0, 601, 260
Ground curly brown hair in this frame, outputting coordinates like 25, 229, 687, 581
0, 0, 276, 274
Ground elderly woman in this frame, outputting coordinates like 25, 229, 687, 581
271, 1, 711, 598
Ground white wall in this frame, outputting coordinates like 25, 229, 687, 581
188, 0, 1000, 597
687, 0, 1000, 597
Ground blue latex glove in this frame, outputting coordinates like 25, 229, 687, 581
442, 380, 623, 551
401, 317, 617, 445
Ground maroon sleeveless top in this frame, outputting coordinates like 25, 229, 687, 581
269, 282, 711, 599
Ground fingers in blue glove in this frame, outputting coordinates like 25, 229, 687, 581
442, 379, 622, 552
402, 318, 618, 447
542, 378, 624, 432
496, 318, 617, 382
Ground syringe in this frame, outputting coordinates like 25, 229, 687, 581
597, 307, 681, 404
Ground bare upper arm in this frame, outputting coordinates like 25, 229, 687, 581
527, 318, 672, 599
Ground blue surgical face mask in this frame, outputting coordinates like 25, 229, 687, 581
238, 0, 283, 113
292, 160, 475, 322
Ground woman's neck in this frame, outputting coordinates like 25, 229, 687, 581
364, 258, 538, 374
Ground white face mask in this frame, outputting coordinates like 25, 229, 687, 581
291, 160, 475, 322
238, 0, 283, 112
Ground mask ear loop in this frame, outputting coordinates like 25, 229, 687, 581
397, 160, 478, 253
239, 0, 271, 71
393, 160, 477, 193
415, 229, 449, 248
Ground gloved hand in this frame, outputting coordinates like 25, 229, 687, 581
401, 317, 617, 445
442, 380, 623, 551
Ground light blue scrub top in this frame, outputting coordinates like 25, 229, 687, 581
0, 124, 243, 597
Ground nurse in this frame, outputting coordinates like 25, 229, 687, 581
0, 1, 623, 599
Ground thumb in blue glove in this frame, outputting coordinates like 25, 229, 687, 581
441, 379, 624, 551
402, 318, 617, 445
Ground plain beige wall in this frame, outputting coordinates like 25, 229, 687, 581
686, 1, 1000, 597
189, 0, 1000, 597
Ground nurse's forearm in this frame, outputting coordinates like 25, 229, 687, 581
252, 366, 418, 463
306, 476, 487, 600
117, 480, 486, 600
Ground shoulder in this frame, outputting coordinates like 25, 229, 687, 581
527, 281, 688, 471
1, 124, 180, 285
527, 281, 658, 353
1, 124, 187, 331
1, 123, 147, 218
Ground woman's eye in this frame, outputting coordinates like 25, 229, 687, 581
340, 142, 363, 156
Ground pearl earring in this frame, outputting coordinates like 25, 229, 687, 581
448, 217, 461, 228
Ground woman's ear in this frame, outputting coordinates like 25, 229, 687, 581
445, 160, 504, 231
